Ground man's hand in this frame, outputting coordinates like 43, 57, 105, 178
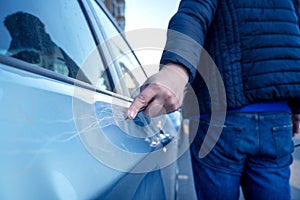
292, 114, 300, 137
127, 63, 189, 119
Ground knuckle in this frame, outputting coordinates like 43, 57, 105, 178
149, 82, 161, 91
167, 100, 180, 112
166, 99, 182, 111
136, 94, 147, 104
163, 90, 173, 100
170, 104, 179, 111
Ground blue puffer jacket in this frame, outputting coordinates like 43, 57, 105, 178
160, 0, 300, 114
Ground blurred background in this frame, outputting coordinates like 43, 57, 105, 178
125, 0, 180, 31
102, 0, 180, 31
102, 0, 181, 75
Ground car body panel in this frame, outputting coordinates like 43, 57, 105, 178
0, 0, 179, 199
0, 58, 178, 199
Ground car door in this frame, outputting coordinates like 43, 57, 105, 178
0, 0, 179, 199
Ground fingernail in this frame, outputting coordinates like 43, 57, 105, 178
129, 110, 135, 119
127, 110, 135, 119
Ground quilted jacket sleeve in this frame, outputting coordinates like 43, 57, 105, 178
160, 0, 218, 82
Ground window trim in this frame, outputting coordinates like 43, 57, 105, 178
0, 52, 132, 104
78, 0, 116, 91
90, 0, 148, 96
94, 0, 147, 78
87, 0, 128, 96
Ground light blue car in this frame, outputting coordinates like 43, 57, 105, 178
0, 0, 197, 199
0, 0, 200, 200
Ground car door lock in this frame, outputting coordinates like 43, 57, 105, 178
145, 120, 174, 149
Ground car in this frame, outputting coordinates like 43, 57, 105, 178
0, 0, 197, 199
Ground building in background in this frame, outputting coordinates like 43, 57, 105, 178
102, 0, 126, 31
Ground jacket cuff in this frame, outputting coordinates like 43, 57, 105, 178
160, 51, 197, 83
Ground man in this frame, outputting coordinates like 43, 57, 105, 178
128, 0, 300, 199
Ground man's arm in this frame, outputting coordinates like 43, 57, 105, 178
161, 0, 219, 82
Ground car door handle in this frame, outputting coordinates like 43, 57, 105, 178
145, 126, 174, 148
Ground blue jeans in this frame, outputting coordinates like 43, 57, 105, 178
190, 112, 294, 200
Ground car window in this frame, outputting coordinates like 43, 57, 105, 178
91, 0, 147, 98
0, 0, 111, 91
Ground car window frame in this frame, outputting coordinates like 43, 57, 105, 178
78, 0, 117, 92
89, 0, 148, 98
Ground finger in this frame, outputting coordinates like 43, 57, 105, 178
143, 87, 181, 117
143, 95, 180, 118
127, 85, 158, 119
163, 92, 181, 112
143, 99, 166, 118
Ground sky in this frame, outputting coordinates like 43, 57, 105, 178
124, 0, 181, 74
125, 0, 181, 31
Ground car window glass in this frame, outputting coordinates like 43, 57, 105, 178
91, 0, 147, 98
0, 0, 111, 91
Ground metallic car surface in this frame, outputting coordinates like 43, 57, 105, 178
0, 0, 180, 199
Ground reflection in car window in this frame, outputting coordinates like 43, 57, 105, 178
0, 0, 111, 91
91, 0, 147, 98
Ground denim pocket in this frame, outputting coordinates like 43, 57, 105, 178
195, 120, 243, 167
272, 124, 294, 160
